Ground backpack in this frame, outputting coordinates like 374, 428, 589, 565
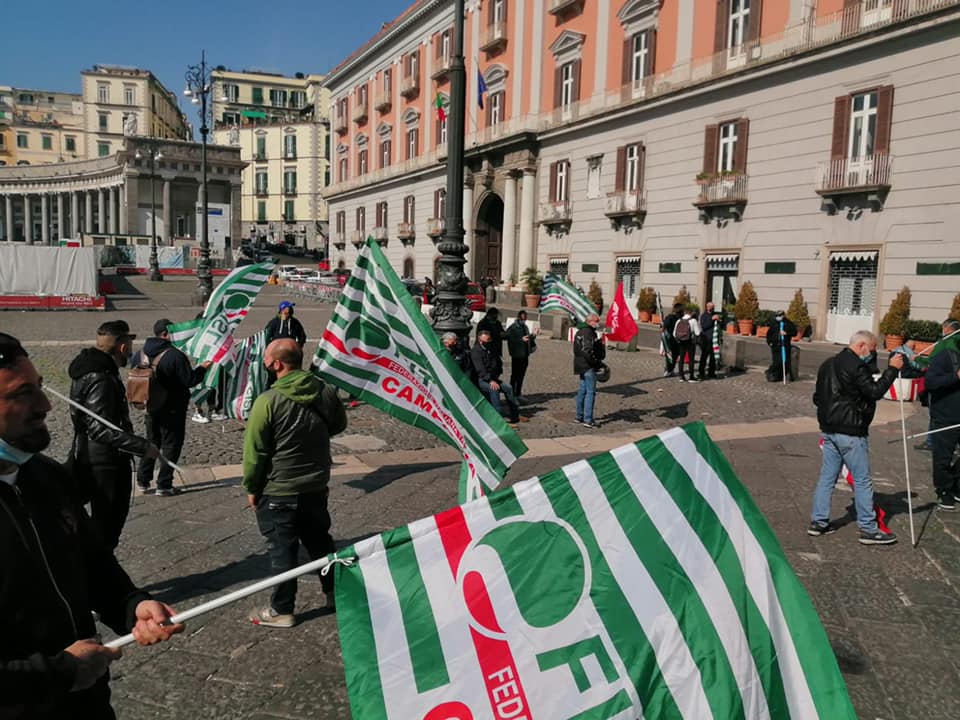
675, 317, 692, 342
126, 349, 170, 413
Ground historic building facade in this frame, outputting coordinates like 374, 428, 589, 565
322, 0, 960, 341
211, 69, 331, 251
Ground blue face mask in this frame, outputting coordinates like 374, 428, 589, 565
0, 437, 34, 466
861, 351, 877, 364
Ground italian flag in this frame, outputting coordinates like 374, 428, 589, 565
335, 422, 856, 720
434, 91, 447, 122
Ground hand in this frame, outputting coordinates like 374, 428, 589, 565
65, 638, 121, 691
144, 444, 160, 460
522, 336, 530, 342
889, 353, 905, 370
131, 601, 184, 646
490, 381, 500, 391
200, 361, 213, 369
246, 493, 260, 510
780, 330, 787, 336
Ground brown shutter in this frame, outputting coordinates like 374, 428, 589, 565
734, 118, 750, 172
830, 95, 851, 161
703, 124, 719, 174
615, 146, 626, 192
622, 36, 633, 86
874, 85, 894, 155
411, 196, 415, 223
553, 66, 562, 109
715, 0, 730, 52
433, 189, 440, 217
747, 0, 762, 44
549, 162, 558, 201
486, 98, 492, 126
646, 30, 657, 76
488, 0, 495, 24
638, 143, 647, 191
572, 60, 582, 103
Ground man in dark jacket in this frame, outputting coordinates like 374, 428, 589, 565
243, 339, 347, 627
766, 310, 798, 382
442, 332, 474, 380
698, 302, 720, 380
924, 319, 960, 509
0, 332, 183, 719
133, 319, 210, 496
663, 303, 683, 376
471, 329, 520, 426
265, 301, 307, 347
573, 314, 606, 429
476, 307, 506, 358
506, 310, 535, 401
810, 330, 903, 545
68, 321, 158, 549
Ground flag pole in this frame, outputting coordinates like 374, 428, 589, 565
45, 386, 186, 476
780, 319, 787, 385
889, 421, 960, 442
105, 554, 340, 649
896, 368, 916, 547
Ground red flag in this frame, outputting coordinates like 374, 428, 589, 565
605, 282, 638, 343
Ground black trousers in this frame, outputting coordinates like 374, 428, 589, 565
932, 422, 960, 497
510, 357, 529, 398
137, 410, 186, 489
767, 342, 793, 381
255, 489, 336, 613
676, 340, 695, 379
698, 335, 717, 378
87, 462, 133, 550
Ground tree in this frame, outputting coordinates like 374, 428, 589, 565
786, 288, 811, 333
878, 286, 911, 337
587, 279, 603, 312
733, 281, 759, 321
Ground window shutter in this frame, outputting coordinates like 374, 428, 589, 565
615, 146, 626, 192
488, 0, 495, 24
734, 118, 750, 172
747, 0, 762, 44
830, 95, 851, 161
622, 37, 633, 86
436, 34, 441, 59
411, 196, 415, 223
554, 66, 562, 109
715, 0, 730, 52
486, 98, 492, 126
433, 189, 440, 217
549, 162, 558, 201
638, 143, 647, 192
646, 30, 657, 76
703, 124, 719, 174
563, 161, 571, 201
875, 85, 894, 155
572, 60, 582, 103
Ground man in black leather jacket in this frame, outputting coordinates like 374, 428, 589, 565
573, 314, 606, 429
810, 330, 904, 545
471, 329, 520, 426
69, 321, 158, 549
0, 332, 183, 719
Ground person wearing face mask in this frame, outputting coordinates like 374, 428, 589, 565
573, 314, 606, 429
471, 329, 520, 427
810, 330, 904, 545
0, 332, 184, 719
68, 321, 159, 549
265, 301, 307, 348
765, 311, 797, 382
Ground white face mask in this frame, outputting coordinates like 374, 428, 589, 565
0, 437, 34, 466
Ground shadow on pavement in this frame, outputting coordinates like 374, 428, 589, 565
346, 461, 457, 493
141, 553, 270, 605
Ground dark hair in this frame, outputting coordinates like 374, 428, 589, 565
673, 303, 683, 312
0, 333, 29, 368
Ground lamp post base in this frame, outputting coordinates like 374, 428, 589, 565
149, 270, 164, 282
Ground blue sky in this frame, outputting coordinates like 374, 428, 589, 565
1, 0, 412, 130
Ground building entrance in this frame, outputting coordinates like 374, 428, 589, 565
474, 193, 503, 282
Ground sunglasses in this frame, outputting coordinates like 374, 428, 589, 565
0, 334, 28, 369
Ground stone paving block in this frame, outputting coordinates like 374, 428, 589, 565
260, 661, 352, 720
870, 656, 960, 720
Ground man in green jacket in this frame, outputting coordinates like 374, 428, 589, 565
242, 339, 347, 628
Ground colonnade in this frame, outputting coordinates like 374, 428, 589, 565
0, 185, 126, 244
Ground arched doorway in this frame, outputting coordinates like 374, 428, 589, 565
474, 193, 503, 282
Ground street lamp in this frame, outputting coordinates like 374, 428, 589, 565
433, 0, 471, 344
135, 141, 164, 281
185, 50, 215, 305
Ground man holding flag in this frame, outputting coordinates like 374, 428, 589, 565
573, 313, 606, 429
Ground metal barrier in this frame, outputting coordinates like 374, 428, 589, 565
281, 280, 343, 304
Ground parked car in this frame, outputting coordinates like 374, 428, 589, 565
465, 282, 486, 312
277, 265, 305, 280
287, 245, 305, 257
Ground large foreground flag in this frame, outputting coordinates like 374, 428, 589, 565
335, 422, 856, 720
540, 275, 596, 322
605, 281, 639, 342
313, 238, 527, 500
221, 329, 269, 420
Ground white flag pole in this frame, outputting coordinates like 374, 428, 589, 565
892, 421, 960, 442
896, 369, 916, 547
45, 386, 186, 476
105, 554, 342, 648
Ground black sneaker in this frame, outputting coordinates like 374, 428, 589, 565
858, 529, 897, 545
937, 494, 957, 510
155, 487, 181, 497
582, 422, 599, 429
807, 521, 836, 537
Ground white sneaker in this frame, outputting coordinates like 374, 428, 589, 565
210, 411, 228, 421
191, 412, 211, 424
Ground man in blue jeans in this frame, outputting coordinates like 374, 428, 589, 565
471, 329, 520, 427
573, 314, 605, 429
810, 330, 904, 545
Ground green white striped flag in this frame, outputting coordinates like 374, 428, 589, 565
222, 329, 269, 420
540, 276, 596, 322
313, 238, 527, 501
335, 422, 856, 720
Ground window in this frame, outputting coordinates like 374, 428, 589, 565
625, 30, 655, 85
98, 142, 110, 157
439, 30, 451, 64
16, 134, 27, 149
493, 0, 505, 23
290, 91, 306, 108
403, 195, 416, 223
489, 91, 503, 127
383, 68, 392, 95
222, 111, 240, 125
255, 171, 268, 194
849, 91, 878, 162
549, 257, 569, 280
560, 63, 575, 110
381, 139, 392, 169
406, 128, 419, 160
408, 51, 419, 79
124, 86, 136, 106
336, 211, 346, 235
439, 114, 448, 145
224, 83, 239, 102
252, 87, 264, 105
356, 207, 366, 231
702, 118, 750, 175
549, 160, 570, 202
269, 89, 288, 108
42, 135, 52, 150
615, 143, 645, 192
376, 201, 388, 227
258, 201, 267, 222
18, 92, 34, 104
338, 157, 348, 182
728, 0, 750, 51
284, 134, 297, 159
718, 122, 738, 173
434, 188, 447, 218
256, 136, 266, 159
715, 0, 759, 61
828, 87, 894, 186
587, 156, 602, 199
65, 136, 76, 152
358, 148, 368, 175
98, 114, 108, 131
97, 83, 109, 104
284, 200, 295, 222
357, 85, 368, 106
284, 170, 297, 193
616, 257, 642, 301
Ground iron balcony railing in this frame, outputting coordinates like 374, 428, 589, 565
816, 153, 892, 192
695, 174, 749, 205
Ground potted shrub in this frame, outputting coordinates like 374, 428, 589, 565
636, 287, 656, 322
519, 267, 543, 309
755, 309, 776, 338
734, 281, 760, 335
673, 285, 692, 309
878, 286, 911, 350
587, 279, 603, 314
787, 288, 811, 341
905, 319, 942, 355
723, 303, 737, 334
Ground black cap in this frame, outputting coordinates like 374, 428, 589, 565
154, 318, 173, 337
0, 333, 28, 367
97, 320, 136, 340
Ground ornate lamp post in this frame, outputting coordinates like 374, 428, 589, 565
185, 50, 214, 305
432, 0, 471, 343
135, 140, 164, 281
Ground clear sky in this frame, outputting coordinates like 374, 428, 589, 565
1, 0, 413, 129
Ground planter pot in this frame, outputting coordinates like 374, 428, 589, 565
738, 319, 755, 336
638, 310, 652, 323
883, 334, 905, 351
794, 327, 807, 342
725, 322, 736, 335
651, 313, 661, 325
524, 294, 541, 309
756, 326, 770, 338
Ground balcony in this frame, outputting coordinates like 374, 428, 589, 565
548, 0, 585, 15
350, 230, 366, 247
283, 187, 297, 196
400, 74, 420, 99
397, 222, 415, 246
371, 226, 389, 245
480, 21, 508, 53
539, 200, 573, 236
333, 114, 348, 135
694, 173, 748, 222
815, 153, 892, 213
333, 233, 346, 251
604, 189, 647, 230
426, 217, 445, 238
374, 91, 392, 113
431, 56, 453, 82
283, 150, 297, 160
352, 101, 369, 124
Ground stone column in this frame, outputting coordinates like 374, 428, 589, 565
41, 195, 50, 245
162, 180, 171, 243
463, 178, 474, 276
3, 195, 12, 242
71, 192, 80, 238
109, 187, 118, 235
98, 189, 106, 234
23, 195, 32, 244
119, 183, 128, 234
518, 168, 537, 272
56, 194, 65, 241
501, 171, 518, 284
84, 191, 94, 234
228, 182, 242, 264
